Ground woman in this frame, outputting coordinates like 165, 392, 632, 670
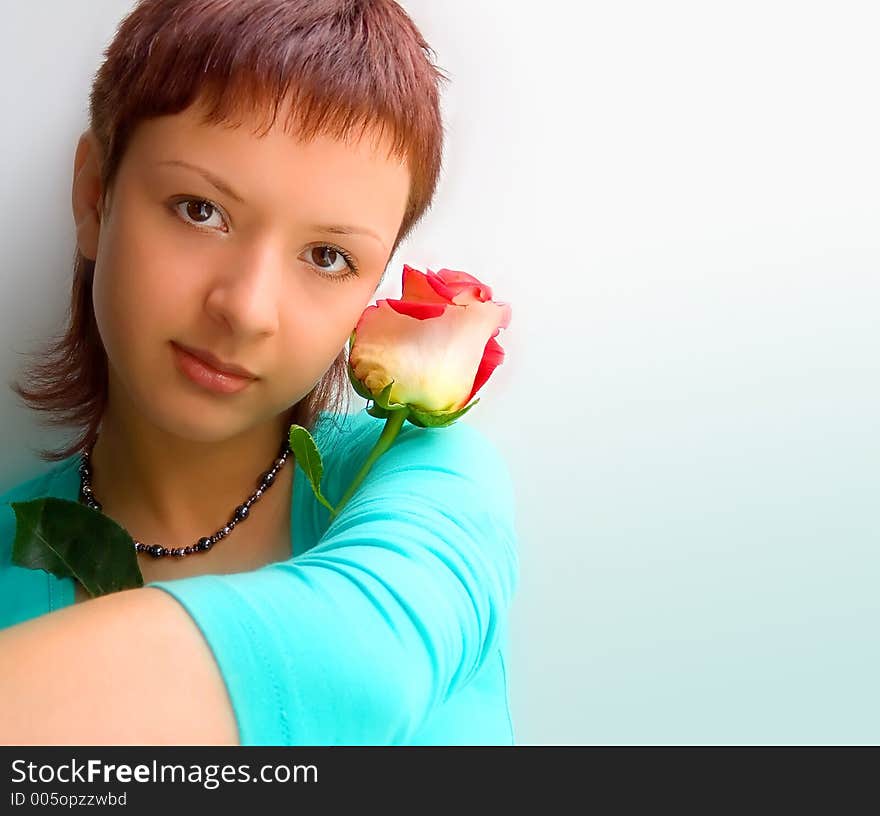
0, 0, 518, 745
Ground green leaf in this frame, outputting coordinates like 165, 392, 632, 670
407, 398, 481, 428
288, 424, 336, 514
372, 380, 409, 412
365, 402, 391, 419
10, 497, 143, 598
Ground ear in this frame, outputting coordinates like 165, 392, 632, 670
71, 129, 106, 262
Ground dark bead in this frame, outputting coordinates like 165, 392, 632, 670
197, 536, 212, 551
184, 546, 194, 555
274, 457, 286, 469
234, 504, 250, 521
260, 469, 276, 486
149, 545, 163, 557
253, 488, 264, 500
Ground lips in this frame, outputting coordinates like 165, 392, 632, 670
173, 342, 257, 379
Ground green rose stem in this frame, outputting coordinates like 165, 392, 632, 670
330, 406, 409, 520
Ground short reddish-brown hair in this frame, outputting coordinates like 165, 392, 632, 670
10, 0, 447, 462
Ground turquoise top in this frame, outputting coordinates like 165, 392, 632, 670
0, 409, 519, 745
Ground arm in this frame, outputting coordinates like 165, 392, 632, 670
0, 419, 518, 745
0, 585, 238, 745
144, 420, 520, 745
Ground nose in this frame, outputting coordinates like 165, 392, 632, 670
204, 242, 282, 337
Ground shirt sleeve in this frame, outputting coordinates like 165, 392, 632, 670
146, 418, 520, 745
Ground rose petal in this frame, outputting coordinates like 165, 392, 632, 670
400, 264, 493, 306
350, 299, 510, 412
400, 264, 453, 305
432, 268, 494, 304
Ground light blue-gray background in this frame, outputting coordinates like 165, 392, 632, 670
1, 1, 877, 744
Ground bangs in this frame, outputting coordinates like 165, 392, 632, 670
97, 0, 442, 212
194, 73, 405, 164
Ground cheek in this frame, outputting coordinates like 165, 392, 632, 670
92, 233, 184, 353
288, 287, 371, 350
273, 297, 361, 387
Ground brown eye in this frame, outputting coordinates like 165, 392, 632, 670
185, 200, 215, 223
306, 245, 358, 278
171, 198, 227, 231
310, 246, 344, 270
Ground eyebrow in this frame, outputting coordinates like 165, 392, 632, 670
156, 159, 387, 249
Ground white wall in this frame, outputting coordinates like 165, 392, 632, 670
2, 1, 878, 744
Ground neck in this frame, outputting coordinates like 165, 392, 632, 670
87, 408, 294, 552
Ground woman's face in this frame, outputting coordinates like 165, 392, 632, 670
77, 98, 410, 443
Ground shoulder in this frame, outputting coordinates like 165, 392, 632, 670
316, 407, 510, 469
0, 456, 80, 627
315, 408, 516, 521
0, 455, 79, 527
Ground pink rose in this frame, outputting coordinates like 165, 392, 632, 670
348, 264, 512, 425
287, 263, 512, 520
